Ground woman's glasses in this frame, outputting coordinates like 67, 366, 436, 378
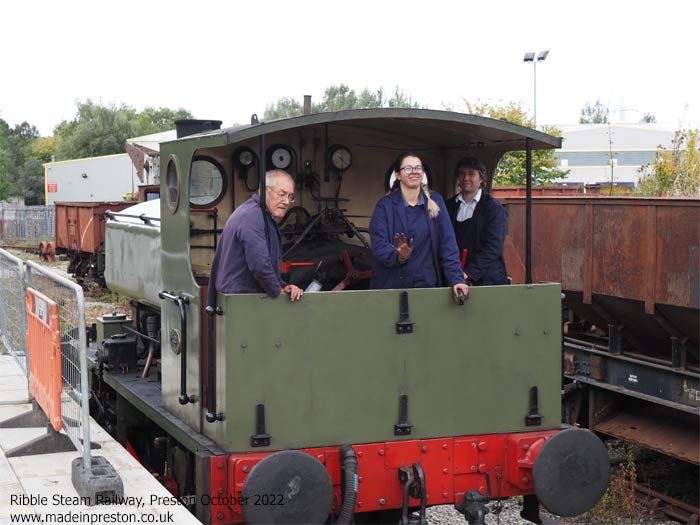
400, 165, 424, 174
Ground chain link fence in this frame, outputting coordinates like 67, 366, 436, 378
0, 205, 55, 240
25, 260, 91, 468
0, 248, 28, 378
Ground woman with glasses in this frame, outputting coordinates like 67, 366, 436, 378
369, 152, 469, 300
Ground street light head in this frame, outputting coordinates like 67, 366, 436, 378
537, 50, 549, 61
523, 52, 535, 62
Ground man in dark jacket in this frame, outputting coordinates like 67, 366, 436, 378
206, 170, 303, 308
445, 157, 509, 286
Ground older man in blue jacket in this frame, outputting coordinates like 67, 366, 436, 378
206, 170, 303, 308
445, 157, 509, 286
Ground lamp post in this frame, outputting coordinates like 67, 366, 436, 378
523, 50, 549, 128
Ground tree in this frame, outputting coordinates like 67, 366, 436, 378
264, 97, 304, 120
56, 99, 194, 160
133, 106, 194, 136
463, 100, 569, 185
636, 129, 699, 197
264, 84, 420, 119
0, 121, 40, 203
640, 113, 657, 124
579, 99, 609, 124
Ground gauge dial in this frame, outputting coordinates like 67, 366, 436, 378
329, 145, 352, 172
269, 145, 293, 170
233, 147, 258, 169
239, 150, 254, 166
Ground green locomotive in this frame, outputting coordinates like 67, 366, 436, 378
100, 109, 609, 524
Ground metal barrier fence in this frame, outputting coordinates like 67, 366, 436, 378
25, 260, 91, 469
0, 248, 28, 378
0, 205, 55, 240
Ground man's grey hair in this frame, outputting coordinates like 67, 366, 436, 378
265, 170, 294, 188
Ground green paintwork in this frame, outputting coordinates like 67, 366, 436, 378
207, 284, 562, 452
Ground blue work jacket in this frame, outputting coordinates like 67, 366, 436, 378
369, 189, 465, 290
206, 194, 284, 308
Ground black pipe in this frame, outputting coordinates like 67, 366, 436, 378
525, 137, 532, 284
259, 133, 267, 209
205, 305, 223, 423
337, 445, 358, 525
158, 290, 194, 405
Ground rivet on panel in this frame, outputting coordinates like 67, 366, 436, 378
442, 468, 448, 475
358, 451, 364, 457
470, 465, 476, 472
217, 460, 224, 469
478, 464, 487, 473
358, 501, 363, 508
421, 445, 428, 452
240, 342, 247, 349
358, 476, 363, 483
442, 443, 448, 450
218, 488, 224, 495
217, 512, 224, 520
478, 486, 485, 494
478, 441, 487, 451
378, 449, 385, 456
317, 454, 325, 463
378, 498, 386, 506
522, 476, 529, 484
543, 329, 549, 335
275, 340, 282, 348
471, 442, 477, 448
514, 329, 520, 336
442, 492, 449, 499
242, 465, 250, 473
522, 443, 530, 450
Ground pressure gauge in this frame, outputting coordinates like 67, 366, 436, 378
267, 145, 294, 170
327, 145, 352, 173
239, 149, 255, 167
233, 147, 258, 180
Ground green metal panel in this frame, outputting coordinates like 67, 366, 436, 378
209, 284, 562, 452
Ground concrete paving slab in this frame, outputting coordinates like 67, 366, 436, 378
0, 428, 49, 452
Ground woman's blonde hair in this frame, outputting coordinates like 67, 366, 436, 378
421, 183, 440, 218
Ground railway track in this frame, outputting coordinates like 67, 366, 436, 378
635, 482, 700, 524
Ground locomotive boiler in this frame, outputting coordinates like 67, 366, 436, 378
97, 109, 610, 524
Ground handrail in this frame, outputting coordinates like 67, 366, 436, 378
158, 290, 195, 405
105, 210, 161, 224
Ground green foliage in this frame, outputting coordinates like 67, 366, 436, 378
639, 112, 657, 124
584, 441, 642, 524
264, 84, 419, 120
0, 119, 40, 203
56, 99, 193, 160
636, 129, 700, 197
133, 106, 194, 136
580, 98, 609, 124
264, 97, 304, 120
463, 100, 569, 185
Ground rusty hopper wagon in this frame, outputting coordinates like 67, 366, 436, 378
502, 196, 700, 465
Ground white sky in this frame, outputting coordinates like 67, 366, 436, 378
1, 0, 697, 137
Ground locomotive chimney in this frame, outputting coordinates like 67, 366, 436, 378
303, 95, 312, 115
174, 119, 223, 138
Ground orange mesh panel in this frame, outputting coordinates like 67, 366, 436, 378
25, 288, 62, 432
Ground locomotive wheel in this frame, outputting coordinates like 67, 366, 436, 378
241, 450, 333, 524
532, 427, 610, 517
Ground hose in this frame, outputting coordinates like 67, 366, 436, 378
337, 445, 358, 525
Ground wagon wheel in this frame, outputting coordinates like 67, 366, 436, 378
38, 241, 55, 262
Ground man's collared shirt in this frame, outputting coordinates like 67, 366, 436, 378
456, 188, 482, 222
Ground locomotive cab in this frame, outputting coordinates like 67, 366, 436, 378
105, 110, 609, 524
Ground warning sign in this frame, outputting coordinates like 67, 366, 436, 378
47, 182, 58, 192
